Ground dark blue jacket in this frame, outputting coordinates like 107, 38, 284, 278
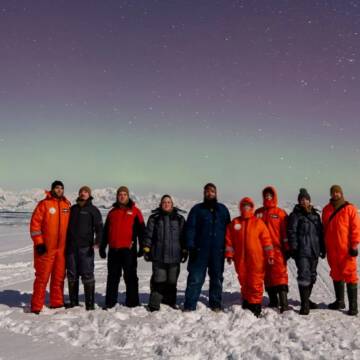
288, 205, 325, 258
185, 202, 231, 253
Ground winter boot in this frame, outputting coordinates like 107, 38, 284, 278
299, 285, 310, 315
328, 281, 345, 310
308, 283, 318, 309
65, 280, 79, 309
84, 281, 95, 311
347, 283, 358, 316
267, 287, 279, 308
248, 303, 262, 317
242, 299, 249, 309
162, 283, 177, 309
278, 286, 289, 313
148, 282, 166, 312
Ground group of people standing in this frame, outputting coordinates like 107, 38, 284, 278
29, 181, 359, 317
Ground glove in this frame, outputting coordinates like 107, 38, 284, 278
181, 250, 188, 263
226, 257, 233, 265
286, 249, 297, 260
143, 247, 151, 262
268, 257, 274, 265
35, 244, 47, 256
189, 248, 198, 262
99, 248, 107, 259
349, 248, 358, 257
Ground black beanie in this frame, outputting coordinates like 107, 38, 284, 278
298, 188, 311, 203
204, 183, 217, 192
51, 180, 64, 190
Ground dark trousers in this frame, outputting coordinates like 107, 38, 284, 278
184, 251, 225, 310
66, 247, 95, 284
148, 262, 180, 310
105, 248, 139, 308
295, 257, 319, 287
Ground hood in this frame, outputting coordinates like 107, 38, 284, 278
262, 186, 278, 208
239, 197, 255, 218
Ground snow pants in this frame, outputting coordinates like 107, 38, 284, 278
295, 257, 318, 287
148, 262, 180, 310
105, 248, 139, 308
66, 247, 95, 284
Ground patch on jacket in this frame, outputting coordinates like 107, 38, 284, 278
256, 213, 263, 218
234, 223, 242, 231
49, 207, 56, 214
80, 211, 89, 215
127, 211, 133, 215
62, 208, 70, 213
270, 214, 279, 219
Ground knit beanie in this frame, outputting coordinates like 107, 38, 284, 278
298, 188, 311, 203
204, 183, 217, 192
117, 186, 129, 196
330, 185, 343, 196
51, 180, 64, 190
79, 186, 92, 196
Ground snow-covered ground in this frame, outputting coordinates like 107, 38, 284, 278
0, 192, 359, 359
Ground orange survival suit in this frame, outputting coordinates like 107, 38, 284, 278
225, 198, 274, 307
30, 191, 71, 312
255, 187, 288, 296
322, 202, 360, 284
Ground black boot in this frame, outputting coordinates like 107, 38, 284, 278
148, 282, 166, 312
299, 285, 310, 315
247, 303, 262, 317
242, 299, 249, 309
162, 283, 178, 309
328, 281, 345, 310
267, 287, 278, 308
347, 283, 358, 316
278, 286, 289, 313
65, 280, 79, 309
308, 283, 318, 309
84, 282, 95, 311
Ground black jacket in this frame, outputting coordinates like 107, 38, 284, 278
66, 198, 103, 251
144, 208, 186, 264
288, 205, 325, 258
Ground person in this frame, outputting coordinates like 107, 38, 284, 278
255, 186, 289, 312
225, 197, 274, 317
183, 183, 231, 312
322, 185, 360, 316
65, 186, 103, 310
99, 186, 145, 308
30, 180, 71, 314
288, 188, 325, 315
143, 195, 188, 311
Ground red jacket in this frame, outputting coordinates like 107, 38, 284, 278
103, 200, 145, 249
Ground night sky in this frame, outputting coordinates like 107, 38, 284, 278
1, 0, 359, 204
